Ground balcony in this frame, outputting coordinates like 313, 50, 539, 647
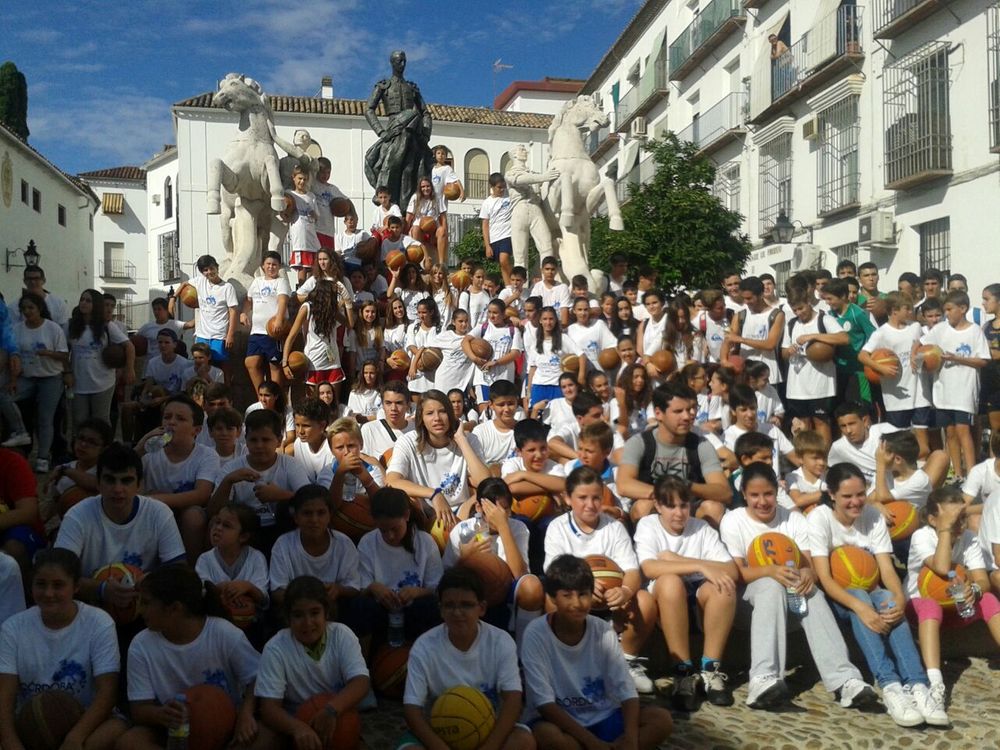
669, 0, 747, 82
743, 0, 767, 8
100, 258, 136, 281
616, 156, 658, 205
465, 172, 490, 200
585, 124, 619, 161
873, 0, 953, 41
615, 58, 669, 131
677, 92, 748, 155
749, 5, 864, 125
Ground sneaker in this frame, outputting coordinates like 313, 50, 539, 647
746, 674, 787, 710
625, 656, 654, 694
2, 432, 31, 448
671, 672, 700, 712
33, 458, 49, 473
882, 683, 923, 727
839, 677, 878, 709
910, 682, 949, 726
701, 665, 734, 707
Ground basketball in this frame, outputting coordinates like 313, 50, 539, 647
598, 347, 621, 370
915, 344, 944, 373
601, 486, 624, 520
418, 217, 438, 236
560, 354, 580, 373
184, 684, 237, 750
449, 270, 472, 291
371, 643, 410, 698
407, 243, 426, 264
459, 552, 513, 607
379, 448, 394, 469
295, 694, 361, 749
130, 334, 148, 357
356, 237, 379, 263
505, 305, 519, 321
469, 338, 493, 361
101, 343, 127, 369
585, 554, 624, 594
805, 341, 836, 363
724, 354, 745, 374
92, 562, 144, 624
917, 564, 968, 609
385, 249, 407, 272
15, 691, 84, 750
830, 546, 880, 591
280, 193, 296, 221
430, 685, 496, 750
386, 349, 411, 371
179, 285, 199, 309
863, 348, 900, 384
649, 349, 676, 374
884, 500, 919, 541
330, 197, 353, 217
266, 316, 290, 340
444, 182, 461, 201
746, 532, 802, 568
511, 494, 555, 522
420, 347, 443, 371
431, 518, 454, 553
224, 595, 256, 629
331, 496, 375, 543
57, 486, 91, 517
285, 351, 309, 379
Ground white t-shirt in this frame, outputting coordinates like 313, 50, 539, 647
144, 355, 190, 394
520, 615, 636, 725
14, 320, 67, 378
0, 603, 118, 710
311, 180, 347, 237
183, 362, 224, 385
962, 459, 1000, 503
9, 293, 68, 328
316, 459, 384, 502
500, 456, 566, 482
193, 275, 238, 340
429, 330, 476, 394
195, 547, 270, 607
215, 454, 311, 526
406, 192, 445, 220
459, 290, 492, 329
136, 320, 186, 358
336, 229, 372, 266
723, 424, 792, 477
69, 325, 128, 394
372, 203, 403, 233
641, 314, 667, 357
55, 495, 185, 576
380, 234, 422, 263
827, 423, 899, 487
360, 419, 413, 459
634, 515, 731, 588
737, 308, 782, 384
142, 444, 220, 496
357, 529, 444, 591
286, 190, 321, 252
386, 432, 482, 511
431, 164, 459, 205
472, 322, 522, 387
471, 420, 517, 465
403, 622, 521, 710
530, 281, 572, 315
719, 506, 811, 563
549, 421, 625, 454
268, 529, 361, 592
0, 552, 24, 626
127, 616, 259, 705
807, 504, 893, 559
979, 490, 1000, 570
755, 384, 785, 422
255, 624, 368, 714
247, 276, 291, 335
886, 469, 932, 509
291, 438, 335, 484
543, 513, 638, 573
442, 517, 530, 569
479, 195, 513, 242
695, 311, 727, 363
922, 322, 991, 414
905, 526, 986, 599
528, 336, 583, 387
567, 321, 617, 368
784, 467, 827, 497
782, 312, 844, 400
861, 323, 923, 413
405, 323, 437, 393
299, 302, 341, 371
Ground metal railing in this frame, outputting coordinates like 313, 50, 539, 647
817, 96, 861, 215
758, 133, 793, 235
586, 124, 612, 155
772, 5, 863, 101
677, 92, 748, 150
99, 258, 136, 280
989, 3, 1000, 152
158, 231, 181, 283
873, 0, 949, 39
465, 172, 490, 200
669, 0, 745, 78
615, 57, 668, 127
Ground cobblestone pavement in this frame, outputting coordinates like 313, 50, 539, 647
359, 656, 999, 749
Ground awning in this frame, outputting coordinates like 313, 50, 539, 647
102, 192, 124, 215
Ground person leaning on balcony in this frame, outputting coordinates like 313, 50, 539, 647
769, 34, 790, 60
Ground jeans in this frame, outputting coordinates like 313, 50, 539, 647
15, 375, 62, 460
71, 385, 115, 434
0, 372, 26, 435
830, 588, 927, 688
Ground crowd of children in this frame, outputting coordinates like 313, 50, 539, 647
1, 158, 1000, 748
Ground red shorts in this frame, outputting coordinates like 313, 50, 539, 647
289, 250, 317, 270
317, 233, 335, 250
306, 368, 345, 385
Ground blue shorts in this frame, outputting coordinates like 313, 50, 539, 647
0, 525, 45, 557
530, 384, 562, 408
884, 409, 913, 429
911, 406, 934, 429
195, 337, 228, 363
246, 334, 281, 363
491, 237, 513, 259
935, 409, 975, 427
530, 709, 624, 743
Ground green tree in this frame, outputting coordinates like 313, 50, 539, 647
591, 133, 750, 291
0, 62, 29, 140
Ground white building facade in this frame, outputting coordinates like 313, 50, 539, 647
582, 0, 1000, 290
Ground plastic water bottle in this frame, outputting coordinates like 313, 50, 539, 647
166, 693, 189, 749
981, 427, 993, 462
388, 588, 405, 648
146, 430, 173, 453
947, 572, 976, 620
784, 561, 807, 616
459, 513, 488, 544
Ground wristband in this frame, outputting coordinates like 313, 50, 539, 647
98, 581, 107, 603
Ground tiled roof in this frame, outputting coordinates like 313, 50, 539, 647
174, 92, 553, 130
101, 192, 125, 215
79, 166, 146, 182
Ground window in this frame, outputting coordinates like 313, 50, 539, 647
31, 188, 40, 213
464, 149, 490, 199
20, 180, 27, 204
918, 217, 950, 275
57, 204, 66, 227
164, 176, 173, 219
158, 231, 181, 282
758, 132, 792, 235
832, 242, 859, 267
772, 260, 792, 290
817, 96, 861, 215
713, 161, 741, 214
499, 153, 511, 177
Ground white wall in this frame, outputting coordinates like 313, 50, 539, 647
144, 150, 180, 307
502, 90, 577, 115
86, 178, 149, 307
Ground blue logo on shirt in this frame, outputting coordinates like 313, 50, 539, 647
581, 676, 606, 704
396, 570, 421, 589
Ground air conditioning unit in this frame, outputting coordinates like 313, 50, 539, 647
802, 117, 819, 141
858, 211, 894, 246
630, 116, 648, 139
792, 243, 822, 271
151, 194, 161, 205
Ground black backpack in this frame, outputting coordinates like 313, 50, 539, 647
637, 429, 706, 486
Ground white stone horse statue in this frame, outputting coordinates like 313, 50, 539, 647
206, 73, 288, 290
545, 94, 624, 292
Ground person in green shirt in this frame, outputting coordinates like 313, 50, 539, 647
822, 278, 877, 404
856, 262, 889, 323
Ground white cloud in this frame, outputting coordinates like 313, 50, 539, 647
19, 29, 60, 44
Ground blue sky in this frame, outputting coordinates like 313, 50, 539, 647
4, 0, 642, 175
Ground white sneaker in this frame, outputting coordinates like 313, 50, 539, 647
839, 677, 878, 709
625, 656, 654, 694
33, 458, 49, 473
882, 683, 923, 727
745, 673, 786, 709
2, 432, 31, 448
910, 682, 949, 726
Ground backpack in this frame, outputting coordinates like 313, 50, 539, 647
637, 429, 706, 486
787, 310, 827, 339
734, 306, 783, 365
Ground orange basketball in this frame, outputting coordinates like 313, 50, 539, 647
505, 305, 519, 321
407, 243, 426, 264
385, 250, 407, 272
179, 285, 199, 309
57, 486, 92, 517
379, 448, 394, 470
280, 193, 296, 221
884, 500, 919, 541
331, 496, 375, 543
649, 349, 676, 375
130, 334, 148, 357
386, 349, 411, 371
330, 197, 353, 218
101, 343, 127, 369
224, 596, 256, 629
806, 341, 836, 364
92, 563, 144, 624
184, 684, 237, 750
917, 564, 968, 609
266, 316, 290, 340
560, 354, 580, 373
601, 487, 624, 520
371, 643, 410, 698
863, 348, 900, 384
598, 347, 621, 370
449, 270, 472, 291
585, 555, 624, 600
511, 494, 555, 522
431, 518, 454, 554
830, 546, 880, 591
724, 354, 745, 374
295, 694, 361, 749
285, 351, 309, 379
419, 347, 443, 371
459, 552, 514, 607
15, 691, 84, 750
469, 338, 493, 361
356, 237, 379, 264
418, 217, 438, 236
443, 182, 461, 201
915, 344, 943, 373
746, 532, 802, 568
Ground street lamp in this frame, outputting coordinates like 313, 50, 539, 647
771, 211, 814, 245
6, 240, 40, 272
